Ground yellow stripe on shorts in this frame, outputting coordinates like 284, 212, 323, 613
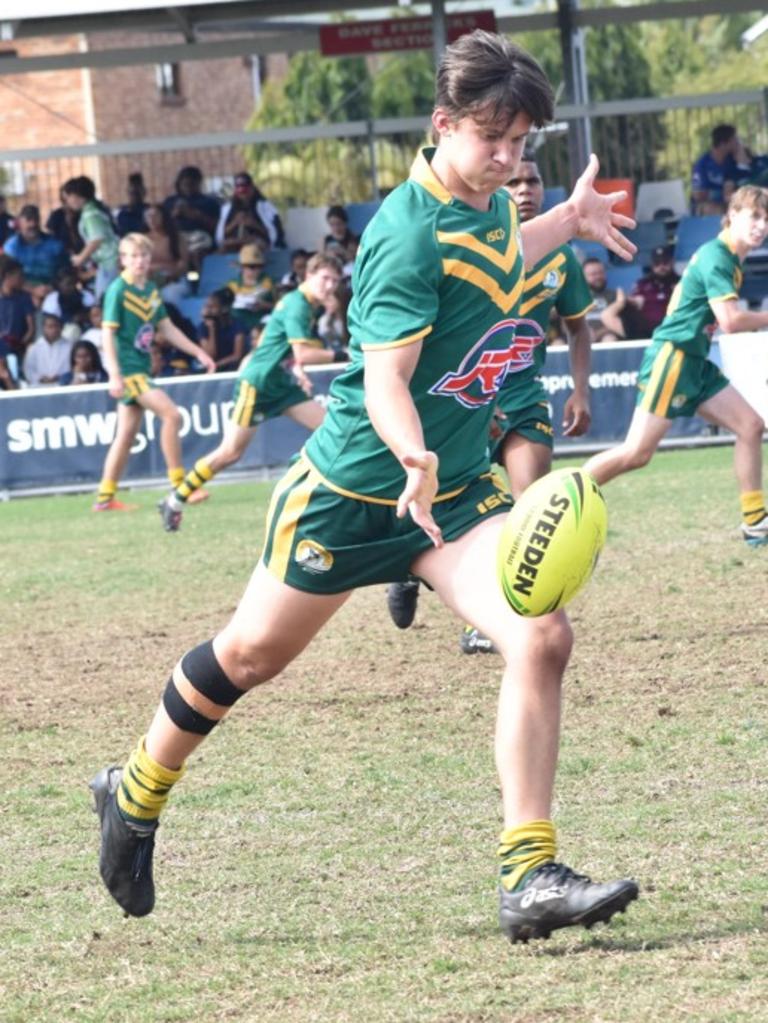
232, 380, 258, 427
640, 342, 684, 418
269, 465, 322, 581
124, 374, 151, 399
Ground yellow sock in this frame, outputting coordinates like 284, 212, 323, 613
96, 479, 117, 504
117, 737, 186, 827
740, 490, 766, 526
177, 458, 215, 502
498, 819, 557, 892
169, 466, 185, 489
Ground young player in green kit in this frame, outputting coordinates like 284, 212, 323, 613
90, 31, 640, 944
157, 253, 344, 531
93, 233, 215, 512
389, 149, 595, 650
585, 185, 768, 545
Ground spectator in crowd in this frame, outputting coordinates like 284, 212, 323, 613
159, 301, 199, 375
63, 176, 121, 299
59, 339, 108, 385
0, 257, 35, 363
323, 205, 358, 264
216, 172, 285, 253
691, 124, 742, 215
278, 248, 310, 295
162, 166, 219, 275
317, 285, 349, 352
0, 343, 17, 389
582, 257, 627, 341
144, 203, 190, 305
116, 173, 150, 237
624, 245, 680, 339
80, 303, 104, 351
198, 288, 246, 372
41, 266, 95, 335
4, 204, 67, 286
23, 312, 73, 386
0, 195, 14, 247
226, 243, 275, 333
46, 186, 85, 258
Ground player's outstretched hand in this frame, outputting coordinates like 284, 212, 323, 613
571, 154, 636, 263
397, 451, 443, 548
199, 352, 217, 374
562, 393, 591, 437
108, 373, 124, 399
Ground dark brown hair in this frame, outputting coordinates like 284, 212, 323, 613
435, 30, 554, 131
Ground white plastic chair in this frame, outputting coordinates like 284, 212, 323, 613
635, 180, 688, 222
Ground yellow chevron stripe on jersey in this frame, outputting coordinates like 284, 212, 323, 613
124, 296, 158, 321
442, 259, 526, 314
436, 227, 521, 274
523, 251, 566, 292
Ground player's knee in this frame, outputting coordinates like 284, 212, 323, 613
626, 444, 655, 470
506, 612, 572, 673
214, 632, 288, 689
163, 406, 183, 431
739, 412, 765, 443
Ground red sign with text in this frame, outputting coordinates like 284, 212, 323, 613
320, 11, 497, 57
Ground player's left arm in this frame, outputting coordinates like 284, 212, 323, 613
562, 314, 592, 436
157, 316, 216, 373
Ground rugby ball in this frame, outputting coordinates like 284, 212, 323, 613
497, 468, 607, 617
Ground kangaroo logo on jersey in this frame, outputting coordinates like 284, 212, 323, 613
295, 539, 334, 573
428, 318, 545, 409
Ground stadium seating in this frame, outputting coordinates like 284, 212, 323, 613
542, 186, 566, 212
178, 295, 206, 326
673, 215, 721, 262
635, 179, 687, 222
265, 247, 292, 280
605, 263, 644, 292
571, 239, 609, 263
621, 220, 668, 267
285, 206, 329, 251
345, 202, 380, 237
198, 253, 236, 294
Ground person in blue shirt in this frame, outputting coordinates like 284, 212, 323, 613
4, 205, 67, 286
691, 124, 740, 215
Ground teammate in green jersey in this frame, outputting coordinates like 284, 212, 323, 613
93, 233, 216, 512
585, 185, 768, 545
157, 253, 345, 531
90, 30, 640, 944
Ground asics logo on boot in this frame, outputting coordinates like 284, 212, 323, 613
520, 885, 566, 908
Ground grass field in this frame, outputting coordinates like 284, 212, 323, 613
2, 446, 768, 1023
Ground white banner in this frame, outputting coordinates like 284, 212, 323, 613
717, 331, 768, 422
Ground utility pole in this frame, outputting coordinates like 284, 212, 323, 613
557, 0, 592, 180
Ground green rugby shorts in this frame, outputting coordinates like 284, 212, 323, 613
637, 340, 728, 419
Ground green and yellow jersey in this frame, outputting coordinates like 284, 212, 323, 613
652, 229, 742, 358
102, 271, 167, 376
240, 283, 322, 385
497, 243, 592, 415
304, 147, 531, 502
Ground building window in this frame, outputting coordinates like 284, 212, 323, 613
155, 63, 183, 104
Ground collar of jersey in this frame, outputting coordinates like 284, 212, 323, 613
409, 147, 452, 205
298, 281, 319, 306
718, 228, 738, 256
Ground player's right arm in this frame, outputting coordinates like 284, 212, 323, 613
710, 298, 768, 334
102, 326, 124, 398
364, 340, 442, 548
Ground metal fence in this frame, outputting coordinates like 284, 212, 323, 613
0, 90, 766, 219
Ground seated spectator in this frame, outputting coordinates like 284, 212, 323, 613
0, 257, 35, 362
144, 203, 190, 305
150, 340, 176, 379
58, 339, 107, 385
323, 205, 358, 263
162, 165, 220, 274
624, 246, 680, 339
23, 312, 73, 386
226, 243, 275, 333
41, 266, 95, 333
0, 195, 14, 247
46, 187, 85, 258
198, 288, 246, 372
116, 172, 150, 237
317, 286, 349, 353
160, 301, 198, 375
216, 172, 285, 253
278, 248, 310, 295
63, 176, 121, 299
4, 205, 67, 287
80, 303, 104, 352
582, 257, 627, 342
0, 341, 17, 389
691, 124, 742, 215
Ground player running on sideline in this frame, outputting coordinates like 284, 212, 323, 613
93, 233, 215, 513
388, 149, 595, 650
90, 30, 639, 944
157, 253, 345, 531
585, 185, 768, 545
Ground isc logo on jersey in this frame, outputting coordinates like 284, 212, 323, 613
428, 318, 545, 410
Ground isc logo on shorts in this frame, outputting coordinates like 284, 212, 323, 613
295, 539, 334, 573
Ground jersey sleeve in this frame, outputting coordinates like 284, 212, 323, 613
701, 249, 740, 302
101, 279, 122, 328
349, 199, 441, 350
283, 294, 316, 345
555, 246, 594, 319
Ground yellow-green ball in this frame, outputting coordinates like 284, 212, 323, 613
497, 468, 607, 617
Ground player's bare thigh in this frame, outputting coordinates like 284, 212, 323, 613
285, 399, 325, 430
138, 385, 181, 422
500, 433, 552, 499
213, 560, 351, 689
411, 516, 571, 659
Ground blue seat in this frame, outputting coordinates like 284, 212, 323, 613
346, 202, 380, 237
198, 253, 237, 294
265, 248, 291, 281
177, 296, 206, 327
542, 186, 566, 212
674, 215, 721, 262
606, 263, 643, 292
571, 239, 608, 264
